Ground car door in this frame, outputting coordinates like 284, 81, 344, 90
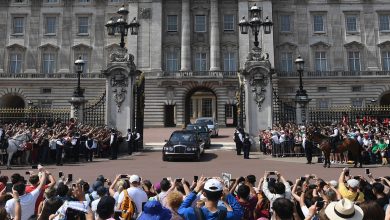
197, 134, 205, 153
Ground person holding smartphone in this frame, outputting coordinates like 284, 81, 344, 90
5, 168, 48, 220
338, 168, 364, 203
262, 171, 292, 211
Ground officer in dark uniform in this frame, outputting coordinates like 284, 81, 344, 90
109, 128, 118, 160
304, 138, 314, 164
126, 129, 133, 155
243, 133, 251, 159
56, 134, 65, 166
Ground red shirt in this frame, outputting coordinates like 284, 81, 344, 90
25, 184, 48, 215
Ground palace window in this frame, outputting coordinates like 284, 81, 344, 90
223, 15, 235, 32
195, 52, 207, 71
346, 15, 358, 32
43, 53, 56, 74
280, 15, 292, 32
9, 53, 23, 74
12, 17, 24, 34
195, 15, 206, 32
78, 16, 89, 35
45, 16, 57, 35
281, 52, 293, 72
166, 51, 178, 72
348, 51, 361, 71
382, 51, 390, 71
315, 51, 327, 71
379, 14, 390, 31
167, 15, 178, 32
223, 52, 236, 71
202, 98, 212, 117
313, 15, 325, 32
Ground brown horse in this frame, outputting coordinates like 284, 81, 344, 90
306, 130, 362, 168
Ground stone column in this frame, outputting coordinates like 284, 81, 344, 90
69, 97, 87, 122
180, 0, 191, 71
242, 48, 272, 146
102, 48, 140, 135
209, 0, 220, 71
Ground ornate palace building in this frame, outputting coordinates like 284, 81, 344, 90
1, 0, 390, 127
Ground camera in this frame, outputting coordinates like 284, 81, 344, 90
120, 174, 128, 179
194, 176, 198, 182
175, 178, 182, 183
353, 176, 360, 180
268, 171, 276, 175
68, 174, 73, 182
365, 168, 370, 175
300, 177, 306, 182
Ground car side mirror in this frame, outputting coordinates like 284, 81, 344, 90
164, 139, 168, 142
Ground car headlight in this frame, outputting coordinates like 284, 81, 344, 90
186, 147, 192, 151
169, 147, 174, 151
163, 147, 168, 150
192, 147, 197, 151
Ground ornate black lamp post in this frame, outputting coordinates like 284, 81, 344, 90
295, 55, 307, 97
105, 5, 140, 48
238, 4, 273, 47
74, 56, 85, 97
294, 56, 311, 124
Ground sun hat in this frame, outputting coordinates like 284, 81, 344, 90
204, 178, 223, 192
137, 200, 172, 220
347, 179, 359, 188
325, 199, 364, 220
129, 175, 140, 183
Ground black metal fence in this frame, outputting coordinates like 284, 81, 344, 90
83, 92, 106, 126
0, 108, 70, 125
273, 100, 296, 125
309, 105, 390, 125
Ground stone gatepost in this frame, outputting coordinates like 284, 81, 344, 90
102, 48, 140, 136
241, 47, 272, 150
69, 97, 87, 122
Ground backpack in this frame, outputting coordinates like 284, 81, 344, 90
120, 190, 138, 220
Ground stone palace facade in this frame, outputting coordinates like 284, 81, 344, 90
1, 0, 390, 127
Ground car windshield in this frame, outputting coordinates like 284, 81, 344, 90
197, 126, 208, 132
197, 119, 213, 125
170, 133, 195, 142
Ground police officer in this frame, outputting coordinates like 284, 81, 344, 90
109, 128, 118, 160
243, 133, 251, 159
85, 133, 94, 162
131, 129, 141, 152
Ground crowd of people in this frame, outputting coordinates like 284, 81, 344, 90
0, 165, 389, 220
0, 120, 142, 166
258, 120, 390, 165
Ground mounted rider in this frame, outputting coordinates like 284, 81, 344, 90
330, 123, 340, 153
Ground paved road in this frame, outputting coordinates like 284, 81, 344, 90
1, 149, 388, 185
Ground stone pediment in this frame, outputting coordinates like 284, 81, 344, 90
310, 41, 331, 48
104, 43, 121, 50
38, 43, 59, 51
276, 42, 297, 50
6, 43, 27, 51
378, 41, 390, 49
344, 41, 364, 49
72, 43, 92, 50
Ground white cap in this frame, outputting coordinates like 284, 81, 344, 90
129, 175, 140, 183
347, 179, 359, 188
204, 179, 223, 192
329, 180, 338, 188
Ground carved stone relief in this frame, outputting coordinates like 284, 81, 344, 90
249, 69, 269, 110
111, 72, 129, 87
139, 8, 151, 19
113, 87, 126, 112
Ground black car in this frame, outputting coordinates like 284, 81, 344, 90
162, 130, 205, 161
186, 124, 211, 148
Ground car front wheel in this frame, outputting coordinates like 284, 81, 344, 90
194, 151, 201, 161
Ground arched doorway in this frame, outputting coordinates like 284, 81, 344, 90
185, 87, 217, 125
0, 94, 25, 108
380, 93, 390, 105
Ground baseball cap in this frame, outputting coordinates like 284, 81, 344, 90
129, 175, 140, 183
347, 179, 359, 188
204, 178, 223, 192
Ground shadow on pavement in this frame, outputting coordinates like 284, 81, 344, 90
163, 152, 218, 162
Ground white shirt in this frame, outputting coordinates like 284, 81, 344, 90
110, 134, 115, 145
56, 139, 64, 146
271, 134, 280, 144
279, 134, 286, 143
117, 187, 148, 215
0, 128, 3, 138
5, 187, 41, 220
330, 128, 339, 137
91, 197, 101, 219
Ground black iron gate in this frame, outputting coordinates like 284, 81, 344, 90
135, 73, 145, 147
273, 100, 296, 125
82, 92, 106, 126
